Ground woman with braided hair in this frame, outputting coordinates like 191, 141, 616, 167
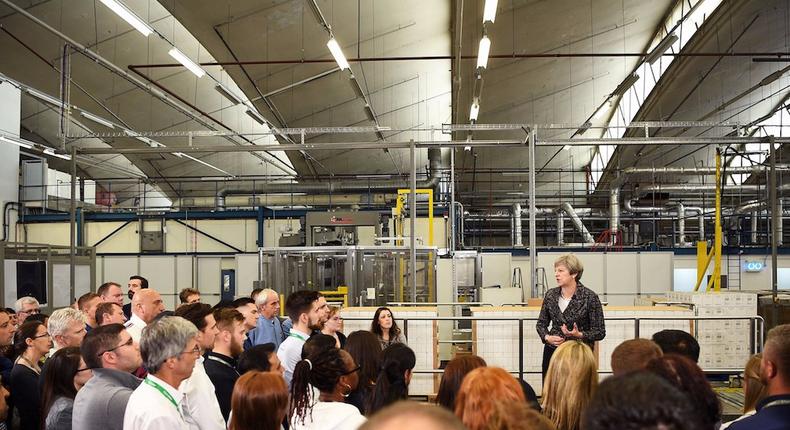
367, 343, 416, 415
289, 339, 366, 430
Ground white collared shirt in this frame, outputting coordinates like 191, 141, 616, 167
179, 356, 225, 430
277, 327, 310, 388
123, 374, 191, 430
124, 313, 146, 343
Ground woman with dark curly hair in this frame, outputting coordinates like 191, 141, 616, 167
370, 307, 406, 350
646, 354, 722, 429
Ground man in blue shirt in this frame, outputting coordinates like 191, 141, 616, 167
245, 289, 284, 350
730, 324, 790, 430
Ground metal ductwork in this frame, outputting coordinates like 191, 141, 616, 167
558, 202, 595, 244
512, 203, 523, 247
177, 193, 392, 209
609, 188, 620, 242
215, 148, 446, 210
557, 211, 565, 245
625, 199, 706, 245
639, 183, 790, 193
751, 211, 759, 244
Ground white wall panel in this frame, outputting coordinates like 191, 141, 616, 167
235, 254, 259, 299
639, 252, 673, 294
481, 253, 511, 288
175, 255, 194, 290
197, 257, 222, 300
102, 256, 138, 287
140, 256, 176, 301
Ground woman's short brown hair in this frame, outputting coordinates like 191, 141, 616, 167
229, 371, 288, 430
436, 354, 487, 411
554, 253, 584, 281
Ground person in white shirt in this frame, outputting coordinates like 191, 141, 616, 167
174, 303, 225, 430
122, 316, 200, 430
277, 290, 324, 387
124, 289, 164, 342
289, 343, 366, 430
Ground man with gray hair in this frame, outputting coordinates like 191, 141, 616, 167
246, 288, 284, 349
14, 296, 40, 324
48, 307, 88, 353
123, 316, 200, 430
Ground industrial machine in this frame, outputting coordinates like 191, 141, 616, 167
278, 211, 384, 247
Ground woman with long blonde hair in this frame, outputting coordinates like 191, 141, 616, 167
542, 341, 597, 430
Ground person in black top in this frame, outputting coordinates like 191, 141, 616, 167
536, 253, 605, 379
122, 275, 148, 320
205, 308, 244, 421
9, 321, 51, 429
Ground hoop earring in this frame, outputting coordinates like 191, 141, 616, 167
340, 382, 352, 398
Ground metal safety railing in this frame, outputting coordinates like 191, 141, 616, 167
341, 314, 765, 381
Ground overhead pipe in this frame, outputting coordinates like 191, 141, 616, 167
557, 211, 565, 245
215, 148, 446, 210
672, 202, 687, 245
559, 203, 595, 244
624, 165, 790, 175
751, 212, 759, 244
625, 199, 706, 245
176, 193, 392, 209
639, 183, 790, 193
609, 188, 620, 243
513, 203, 523, 247
779, 199, 784, 246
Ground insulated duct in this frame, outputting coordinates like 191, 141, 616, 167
559, 202, 595, 244
751, 211, 759, 244
624, 199, 706, 245
176, 193, 391, 209
215, 148, 446, 210
672, 202, 687, 245
609, 188, 620, 241
557, 211, 565, 245
624, 165, 790, 175
512, 203, 523, 247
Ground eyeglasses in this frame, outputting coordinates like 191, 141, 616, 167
32, 332, 50, 339
340, 365, 361, 376
178, 344, 201, 358
19, 308, 40, 315
97, 336, 134, 357
76, 367, 92, 373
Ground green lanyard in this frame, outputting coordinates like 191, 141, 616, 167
144, 377, 180, 414
289, 331, 308, 342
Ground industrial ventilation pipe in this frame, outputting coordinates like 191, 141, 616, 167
609, 188, 620, 242
512, 203, 523, 247
624, 199, 706, 246
214, 148, 446, 210
559, 203, 595, 244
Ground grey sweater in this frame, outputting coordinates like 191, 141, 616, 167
71, 368, 141, 430
45, 397, 73, 430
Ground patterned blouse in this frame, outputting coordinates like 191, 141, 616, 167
535, 283, 606, 348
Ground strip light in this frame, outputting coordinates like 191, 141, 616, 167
214, 84, 243, 105
175, 152, 235, 177
245, 108, 266, 125
168, 48, 206, 78
80, 111, 115, 129
98, 0, 153, 37
469, 100, 480, 121
43, 148, 71, 160
27, 88, 62, 106
327, 38, 350, 70
0, 135, 33, 149
483, 0, 498, 23
477, 35, 491, 69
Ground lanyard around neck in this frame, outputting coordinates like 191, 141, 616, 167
207, 355, 240, 376
144, 377, 180, 413
762, 399, 790, 410
289, 331, 308, 342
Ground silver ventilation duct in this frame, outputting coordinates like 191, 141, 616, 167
214, 148, 446, 210
512, 203, 523, 247
609, 188, 620, 242
559, 203, 595, 244
624, 165, 790, 175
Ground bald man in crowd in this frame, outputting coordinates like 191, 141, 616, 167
124, 289, 164, 342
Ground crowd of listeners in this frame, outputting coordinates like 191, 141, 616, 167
0, 279, 785, 430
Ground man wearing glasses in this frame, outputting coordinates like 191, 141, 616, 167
123, 316, 200, 430
72, 324, 143, 430
14, 296, 40, 324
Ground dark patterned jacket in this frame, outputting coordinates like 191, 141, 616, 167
535, 283, 605, 348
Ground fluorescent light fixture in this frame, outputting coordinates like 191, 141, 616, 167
98, 0, 153, 37
168, 48, 206, 78
0, 135, 33, 149
80, 111, 115, 129
27, 88, 62, 106
469, 100, 480, 121
178, 152, 235, 177
214, 84, 243, 105
245, 108, 266, 125
363, 105, 376, 122
483, 0, 498, 23
563, 145, 572, 151
123, 129, 161, 147
477, 35, 491, 69
760, 66, 790, 86
43, 148, 71, 160
611, 73, 640, 97
644, 33, 678, 65
327, 38, 350, 70
575, 122, 592, 135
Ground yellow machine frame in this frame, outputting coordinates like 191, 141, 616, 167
694, 148, 723, 292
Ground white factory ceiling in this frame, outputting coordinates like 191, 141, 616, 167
0, 0, 788, 210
